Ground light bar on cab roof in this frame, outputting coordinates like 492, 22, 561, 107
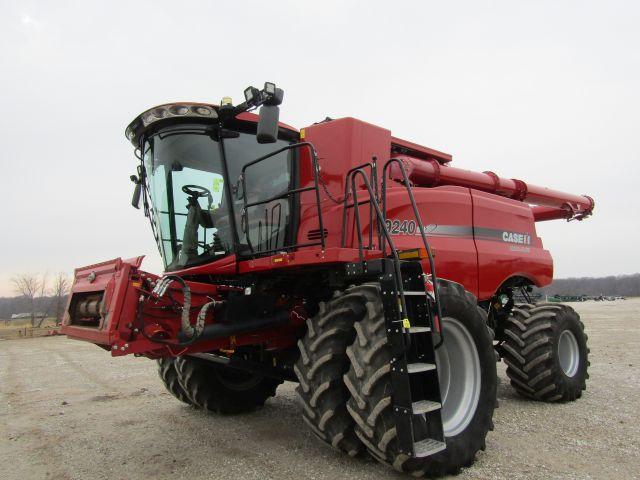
125, 103, 219, 143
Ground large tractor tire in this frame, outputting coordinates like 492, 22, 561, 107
344, 280, 497, 477
175, 356, 282, 414
294, 286, 382, 457
502, 303, 589, 402
157, 357, 193, 405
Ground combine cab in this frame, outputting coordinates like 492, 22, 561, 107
62, 83, 592, 476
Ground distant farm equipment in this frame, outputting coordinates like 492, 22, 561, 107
547, 295, 627, 302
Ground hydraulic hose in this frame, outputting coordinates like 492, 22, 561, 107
152, 275, 195, 337
147, 275, 214, 344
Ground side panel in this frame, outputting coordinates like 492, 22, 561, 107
472, 190, 553, 300
297, 118, 392, 249
383, 186, 479, 297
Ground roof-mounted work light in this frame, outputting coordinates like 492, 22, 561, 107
263, 82, 284, 106
244, 86, 261, 106
264, 82, 276, 96
217, 82, 285, 143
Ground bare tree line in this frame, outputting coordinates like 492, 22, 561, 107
534, 273, 640, 297
7, 273, 70, 326
2, 272, 637, 326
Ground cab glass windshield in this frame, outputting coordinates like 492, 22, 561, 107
144, 125, 292, 270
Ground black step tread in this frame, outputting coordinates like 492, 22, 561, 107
411, 399, 441, 414
414, 438, 446, 457
406, 326, 431, 333
407, 362, 436, 373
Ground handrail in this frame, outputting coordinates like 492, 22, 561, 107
382, 158, 444, 348
240, 142, 325, 256
347, 169, 411, 342
340, 162, 377, 249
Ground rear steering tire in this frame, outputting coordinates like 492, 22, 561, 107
501, 303, 589, 402
175, 356, 282, 414
343, 280, 497, 477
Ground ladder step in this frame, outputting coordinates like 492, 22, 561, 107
407, 362, 436, 374
414, 438, 447, 458
412, 400, 441, 414
407, 326, 431, 333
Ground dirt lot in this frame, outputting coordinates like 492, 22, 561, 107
1, 300, 638, 480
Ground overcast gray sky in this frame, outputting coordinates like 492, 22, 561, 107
1, 0, 639, 296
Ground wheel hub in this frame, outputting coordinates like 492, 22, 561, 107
214, 368, 263, 391
435, 317, 482, 437
558, 329, 580, 377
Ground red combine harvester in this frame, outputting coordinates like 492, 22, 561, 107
62, 83, 593, 476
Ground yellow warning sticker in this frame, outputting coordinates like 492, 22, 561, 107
402, 318, 411, 329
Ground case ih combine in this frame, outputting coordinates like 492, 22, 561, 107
62, 83, 593, 476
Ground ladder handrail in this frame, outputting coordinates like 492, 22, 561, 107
347, 168, 410, 330
381, 158, 444, 348
340, 162, 376, 249
343, 161, 447, 456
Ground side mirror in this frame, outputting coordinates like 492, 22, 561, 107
130, 175, 141, 209
257, 105, 280, 144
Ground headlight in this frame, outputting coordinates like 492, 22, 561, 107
140, 103, 218, 127
126, 103, 219, 144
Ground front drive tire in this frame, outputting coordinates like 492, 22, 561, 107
501, 303, 589, 402
294, 286, 382, 457
175, 357, 282, 414
343, 280, 497, 477
157, 357, 193, 405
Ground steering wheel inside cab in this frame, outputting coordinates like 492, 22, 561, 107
182, 184, 213, 214
181, 184, 227, 229
182, 184, 213, 201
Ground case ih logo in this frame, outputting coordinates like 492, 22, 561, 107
502, 231, 531, 245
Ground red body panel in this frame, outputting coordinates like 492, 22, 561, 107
382, 186, 479, 297
293, 117, 556, 298
471, 191, 552, 299
297, 118, 392, 246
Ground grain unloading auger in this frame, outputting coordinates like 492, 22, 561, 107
388, 154, 593, 221
62, 82, 593, 477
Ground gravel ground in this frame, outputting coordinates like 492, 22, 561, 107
1, 299, 639, 480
